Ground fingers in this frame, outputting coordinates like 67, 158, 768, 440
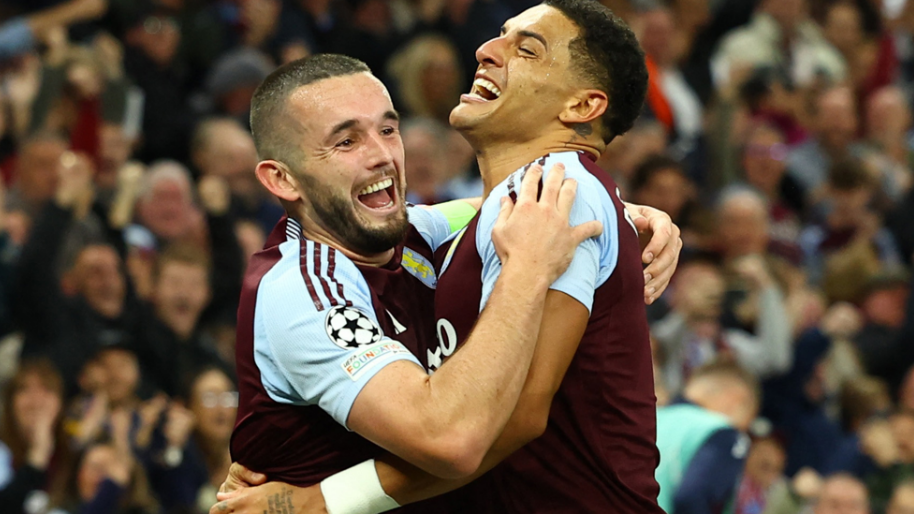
556, 177, 578, 218
643, 233, 682, 304
518, 164, 543, 204
231, 462, 267, 486
641, 219, 675, 265
539, 163, 566, 207
571, 220, 603, 245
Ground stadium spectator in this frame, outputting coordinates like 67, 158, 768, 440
711, 0, 846, 90
147, 367, 236, 513
0, 359, 66, 513
387, 35, 464, 123
401, 117, 453, 205
736, 436, 787, 514
190, 117, 282, 235
653, 258, 791, 395
655, 362, 759, 513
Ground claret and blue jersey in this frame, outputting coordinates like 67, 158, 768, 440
423, 151, 663, 513
230, 206, 454, 487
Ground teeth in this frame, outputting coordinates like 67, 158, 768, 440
473, 78, 501, 99
358, 177, 393, 196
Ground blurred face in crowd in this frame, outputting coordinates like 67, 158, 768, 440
673, 263, 725, 323
274, 73, 409, 256
828, 184, 874, 230
16, 137, 67, 203
69, 245, 127, 320
824, 2, 864, 57
196, 123, 260, 200
888, 483, 914, 514
815, 475, 870, 514
866, 87, 912, 138
743, 438, 786, 490
137, 175, 197, 241
98, 348, 139, 406
717, 193, 770, 259
153, 260, 211, 339
189, 369, 237, 444
403, 125, 447, 201
451, 5, 596, 148
639, 8, 675, 66
817, 88, 859, 152
78, 444, 118, 501
632, 166, 691, 221
420, 42, 462, 120
861, 285, 909, 329
127, 15, 181, 67
742, 126, 788, 196
12, 371, 61, 438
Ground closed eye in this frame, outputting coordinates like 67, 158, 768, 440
520, 47, 536, 56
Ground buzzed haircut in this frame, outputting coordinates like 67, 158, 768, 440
154, 242, 213, 280
544, 0, 648, 144
688, 360, 761, 403
250, 54, 371, 163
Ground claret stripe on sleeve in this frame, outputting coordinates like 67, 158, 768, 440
298, 240, 354, 311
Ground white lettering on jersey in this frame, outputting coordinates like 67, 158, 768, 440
386, 310, 407, 335
426, 318, 458, 374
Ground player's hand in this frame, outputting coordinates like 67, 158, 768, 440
493, 163, 603, 284
219, 462, 267, 495
624, 203, 682, 304
213, 481, 326, 514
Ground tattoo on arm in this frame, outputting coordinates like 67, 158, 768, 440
265, 488, 295, 514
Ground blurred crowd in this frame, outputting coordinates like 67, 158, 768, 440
1, 0, 914, 513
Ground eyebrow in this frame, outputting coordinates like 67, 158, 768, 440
327, 110, 400, 139
518, 30, 548, 50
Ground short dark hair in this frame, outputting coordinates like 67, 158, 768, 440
630, 153, 685, 193
828, 157, 876, 191
250, 54, 371, 162
544, 0, 648, 144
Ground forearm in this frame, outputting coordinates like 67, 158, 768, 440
373, 403, 540, 505
421, 262, 550, 459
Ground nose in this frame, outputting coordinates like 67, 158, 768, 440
365, 130, 395, 171
475, 36, 505, 68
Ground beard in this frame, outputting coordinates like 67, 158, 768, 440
297, 171, 409, 255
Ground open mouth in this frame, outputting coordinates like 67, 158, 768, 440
357, 177, 396, 210
467, 77, 502, 101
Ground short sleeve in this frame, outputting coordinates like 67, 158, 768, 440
476, 160, 616, 314
254, 241, 422, 428
407, 205, 460, 251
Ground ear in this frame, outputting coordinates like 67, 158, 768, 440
255, 160, 301, 203
559, 89, 609, 127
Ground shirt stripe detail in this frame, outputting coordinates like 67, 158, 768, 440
314, 244, 339, 307
286, 218, 303, 241
299, 239, 324, 311
327, 249, 353, 307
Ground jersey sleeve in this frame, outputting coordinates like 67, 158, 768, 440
254, 240, 422, 429
477, 161, 618, 314
407, 203, 474, 251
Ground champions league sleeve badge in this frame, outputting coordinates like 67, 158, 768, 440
325, 305, 383, 349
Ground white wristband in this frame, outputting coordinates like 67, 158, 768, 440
320, 459, 400, 514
